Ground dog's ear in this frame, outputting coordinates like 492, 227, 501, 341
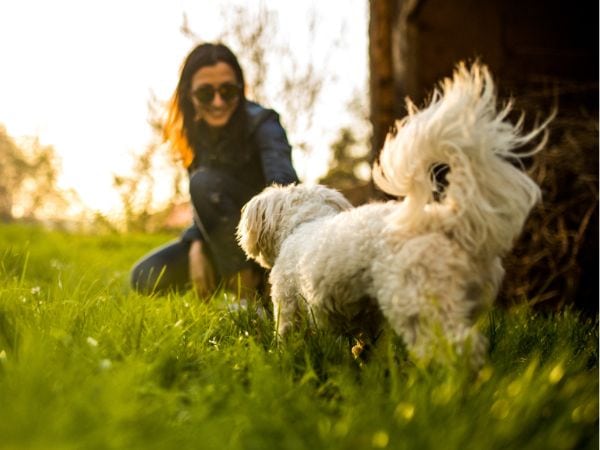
237, 188, 283, 269
237, 195, 265, 260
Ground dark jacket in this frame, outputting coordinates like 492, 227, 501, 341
188, 101, 298, 187
181, 101, 298, 242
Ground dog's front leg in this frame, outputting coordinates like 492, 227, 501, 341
271, 288, 298, 339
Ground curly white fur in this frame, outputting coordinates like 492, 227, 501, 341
237, 63, 547, 367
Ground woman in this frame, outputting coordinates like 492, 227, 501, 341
130, 43, 299, 297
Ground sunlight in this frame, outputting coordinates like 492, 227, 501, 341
0, 0, 368, 220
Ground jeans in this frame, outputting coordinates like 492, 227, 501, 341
130, 167, 262, 294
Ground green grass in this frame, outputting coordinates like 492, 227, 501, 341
0, 223, 597, 450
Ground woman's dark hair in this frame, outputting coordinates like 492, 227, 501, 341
165, 43, 247, 167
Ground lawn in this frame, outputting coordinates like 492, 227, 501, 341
0, 223, 597, 450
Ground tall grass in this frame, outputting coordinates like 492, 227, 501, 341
0, 223, 597, 450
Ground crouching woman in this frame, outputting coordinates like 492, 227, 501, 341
130, 42, 298, 297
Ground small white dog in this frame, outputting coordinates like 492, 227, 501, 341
237, 63, 547, 366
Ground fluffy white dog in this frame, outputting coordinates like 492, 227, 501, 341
237, 63, 547, 366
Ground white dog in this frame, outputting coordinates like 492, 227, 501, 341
237, 63, 547, 366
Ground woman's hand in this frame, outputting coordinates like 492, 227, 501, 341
189, 240, 216, 299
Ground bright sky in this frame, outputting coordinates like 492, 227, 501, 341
0, 1, 368, 217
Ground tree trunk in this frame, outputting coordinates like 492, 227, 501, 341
368, 0, 398, 159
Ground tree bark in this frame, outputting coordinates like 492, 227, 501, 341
368, 0, 398, 159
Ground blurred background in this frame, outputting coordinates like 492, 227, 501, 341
0, 0, 597, 314
0, 0, 371, 223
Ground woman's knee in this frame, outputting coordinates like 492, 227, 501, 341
189, 168, 244, 223
189, 169, 222, 215
189, 168, 222, 201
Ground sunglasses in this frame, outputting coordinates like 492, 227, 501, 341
191, 83, 242, 105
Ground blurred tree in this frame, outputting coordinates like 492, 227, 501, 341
0, 126, 23, 220
0, 125, 69, 222
369, 0, 398, 159
318, 92, 374, 205
112, 143, 158, 233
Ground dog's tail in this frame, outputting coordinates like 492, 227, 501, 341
372, 62, 551, 258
